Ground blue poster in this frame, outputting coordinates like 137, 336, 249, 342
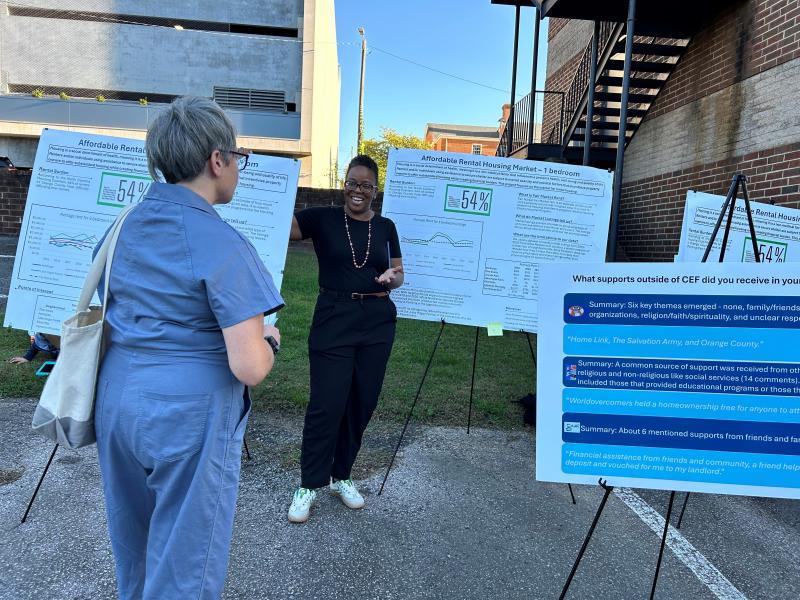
537, 263, 800, 499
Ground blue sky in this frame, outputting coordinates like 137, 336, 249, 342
333, 1, 549, 165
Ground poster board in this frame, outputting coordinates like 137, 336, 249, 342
4, 128, 299, 334
537, 262, 800, 500
677, 190, 800, 263
381, 149, 613, 333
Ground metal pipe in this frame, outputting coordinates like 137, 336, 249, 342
526, 7, 541, 153
583, 20, 600, 166
607, 0, 636, 261
507, 5, 521, 152
356, 27, 367, 154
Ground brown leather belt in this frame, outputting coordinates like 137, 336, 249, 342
319, 287, 389, 300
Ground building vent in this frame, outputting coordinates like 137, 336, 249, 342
213, 87, 287, 112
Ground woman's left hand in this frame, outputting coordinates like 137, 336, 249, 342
375, 266, 403, 286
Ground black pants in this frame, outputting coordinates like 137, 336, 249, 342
300, 292, 396, 489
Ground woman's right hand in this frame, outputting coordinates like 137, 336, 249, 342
263, 323, 281, 344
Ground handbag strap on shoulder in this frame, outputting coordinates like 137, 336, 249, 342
76, 203, 138, 313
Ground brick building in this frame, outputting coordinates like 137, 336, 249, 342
498, 0, 800, 261
424, 122, 501, 156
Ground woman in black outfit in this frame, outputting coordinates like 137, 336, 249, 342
287, 154, 403, 523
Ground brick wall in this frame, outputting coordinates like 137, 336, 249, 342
619, 142, 800, 261
544, 2, 800, 260
0, 179, 383, 236
548, 18, 569, 40
542, 52, 583, 143
431, 138, 499, 156
296, 187, 384, 214
0, 170, 31, 235
648, 0, 800, 119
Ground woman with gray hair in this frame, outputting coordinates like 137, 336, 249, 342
93, 96, 283, 599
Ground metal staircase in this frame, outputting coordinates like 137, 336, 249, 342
494, 0, 733, 166
552, 27, 691, 166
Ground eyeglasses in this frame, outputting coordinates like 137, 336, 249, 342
228, 149, 249, 171
211, 149, 249, 171
344, 179, 377, 194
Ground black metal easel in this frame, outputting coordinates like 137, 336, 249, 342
22, 436, 253, 523
379, 319, 446, 495
674, 173, 761, 532
21, 443, 59, 523
524, 329, 576, 505
559, 173, 760, 598
380, 320, 546, 494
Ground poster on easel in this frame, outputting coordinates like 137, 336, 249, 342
677, 190, 800, 263
381, 148, 613, 333
537, 261, 800, 500
4, 128, 299, 335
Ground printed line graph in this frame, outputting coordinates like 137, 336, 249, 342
49, 233, 99, 250
387, 212, 484, 281
402, 231, 474, 249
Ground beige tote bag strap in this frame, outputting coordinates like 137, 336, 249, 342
76, 204, 138, 313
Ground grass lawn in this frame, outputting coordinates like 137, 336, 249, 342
0, 247, 536, 429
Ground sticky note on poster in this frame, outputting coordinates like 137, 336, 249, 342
487, 322, 503, 336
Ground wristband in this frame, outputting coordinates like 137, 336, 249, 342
264, 335, 280, 355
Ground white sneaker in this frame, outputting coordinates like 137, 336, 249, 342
329, 478, 365, 509
288, 487, 317, 523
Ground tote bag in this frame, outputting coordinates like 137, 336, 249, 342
31, 204, 137, 449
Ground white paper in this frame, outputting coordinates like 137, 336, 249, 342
4, 128, 299, 334
678, 190, 800, 263
537, 261, 800, 500
381, 148, 613, 332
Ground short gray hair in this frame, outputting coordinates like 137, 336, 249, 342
145, 96, 238, 183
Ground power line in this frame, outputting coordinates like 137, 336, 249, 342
5, 3, 509, 94
370, 45, 509, 95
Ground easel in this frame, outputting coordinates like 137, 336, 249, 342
558, 173, 760, 598
378, 318, 576, 505
21, 423, 253, 524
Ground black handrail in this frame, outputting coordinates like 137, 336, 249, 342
497, 90, 564, 157
555, 20, 618, 147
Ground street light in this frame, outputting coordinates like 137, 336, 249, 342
357, 27, 366, 155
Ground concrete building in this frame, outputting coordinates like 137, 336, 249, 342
0, 0, 340, 187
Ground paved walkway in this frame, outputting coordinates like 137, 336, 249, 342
1, 398, 798, 599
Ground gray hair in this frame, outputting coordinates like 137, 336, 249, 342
145, 96, 238, 183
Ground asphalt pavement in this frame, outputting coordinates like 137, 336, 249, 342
1, 397, 798, 599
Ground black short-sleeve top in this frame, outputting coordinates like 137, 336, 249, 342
295, 206, 402, 293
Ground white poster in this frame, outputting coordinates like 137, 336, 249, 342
381, 149, 613, 332
537, 262, 800, 500
4, 128, 299, 334
678, 190, 800, 263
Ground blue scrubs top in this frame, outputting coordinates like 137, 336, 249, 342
97, 182, 283, 362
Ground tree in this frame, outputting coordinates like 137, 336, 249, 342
360, 128, 432, 189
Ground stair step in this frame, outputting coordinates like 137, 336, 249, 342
606, 59, 677, 74
596, 75, 666, 89
613, 41, 687, 57
576, 120, 637, 130
569, 133, 631, 144
594, 91, 659, 104
592, 106, 648, 118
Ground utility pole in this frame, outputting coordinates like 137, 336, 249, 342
357, 26, 366, 155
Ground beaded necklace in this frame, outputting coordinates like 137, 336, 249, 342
343, 207, 371, 269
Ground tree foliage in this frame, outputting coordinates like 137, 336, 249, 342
360, 128, 432, 188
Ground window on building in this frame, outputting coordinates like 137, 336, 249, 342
472, 144, 482, 155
